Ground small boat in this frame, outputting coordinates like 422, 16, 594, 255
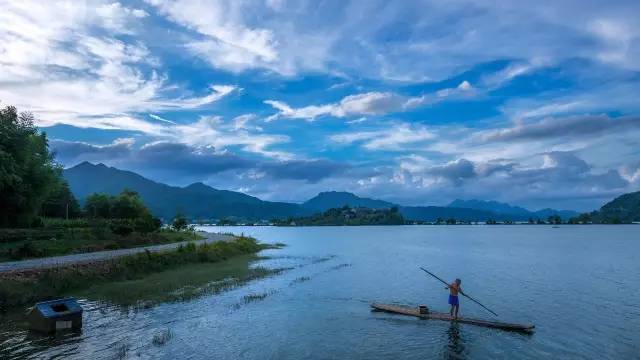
371, 303, 535, 333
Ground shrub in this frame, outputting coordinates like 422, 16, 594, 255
172, 213, 188, 231
109, 220, 134, 236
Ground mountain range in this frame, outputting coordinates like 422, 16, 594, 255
64, 162, 306, 220
447, 199, 579, 220
64, 162, 581, 222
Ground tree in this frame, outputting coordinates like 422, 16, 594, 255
547, 215, 562, 225
577, 213, 591, 224
41, 180, 81, 219
135, 215, 162, 233
172, 213, 188, 231
0, 105, 61, 227
110, 189, 149, 219
84, 193, 112, 218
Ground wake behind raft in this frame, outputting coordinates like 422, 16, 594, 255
371, 303, 535, 333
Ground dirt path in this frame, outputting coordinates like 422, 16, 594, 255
0, 232, 234, 273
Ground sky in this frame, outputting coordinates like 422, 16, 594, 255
2, 0, 640, 211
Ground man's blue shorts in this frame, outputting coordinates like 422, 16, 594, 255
448, 295, 459, 306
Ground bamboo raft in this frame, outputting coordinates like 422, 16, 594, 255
371, 303, 535, 333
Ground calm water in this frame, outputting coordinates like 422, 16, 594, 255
1, 225, 639, 359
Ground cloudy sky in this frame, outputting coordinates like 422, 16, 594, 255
2, 0, 640, 211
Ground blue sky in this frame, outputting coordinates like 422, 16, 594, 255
2, 0, 640, 211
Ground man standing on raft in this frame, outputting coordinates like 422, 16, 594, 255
446, 278, 463, 319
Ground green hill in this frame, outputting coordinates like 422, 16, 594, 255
592, 191, 640, 223
303, 191, 395, 211
276, 206, 405, 226
64, 162, 308, 221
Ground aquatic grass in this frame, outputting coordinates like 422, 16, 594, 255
115, 342, 129, 359
242, 290, 276, 304
291, 276, 311, 284
330, 263, 352, 270
311, 255, 337, 264
0, 236, 271, 309
152, 329, 173, 346
111, 264, 288, 307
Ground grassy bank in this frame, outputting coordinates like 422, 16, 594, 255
0, 236, 276, 309
0, 222, 201, 262
76, 254, 280, 305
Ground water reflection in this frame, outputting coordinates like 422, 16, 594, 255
443, 322, 466, 360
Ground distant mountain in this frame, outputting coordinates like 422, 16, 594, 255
64, 162, 307, 221
448, 199, 531, 217
302, 191, 509, 221
590, 190, 640, 223
64, 162, 585, 223
447, 199, 578, 220
303, 191, 395, 211
302, 191, 508, 221
399, 206, 500, 222
531, 208, 580, 220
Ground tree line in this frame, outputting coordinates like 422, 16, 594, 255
0, 104, 185, 233
275, 206, 406, 226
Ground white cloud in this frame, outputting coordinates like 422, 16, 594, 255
145, 0, 336, 75
436, 80, 475, 97
265, 88, 462, 121
481, 59, 550, 88
589, 18, 639, 69
0, 1, 238, 138
501, 79, 640, 120
232, 114, 262, 131
388, 151, 631, 210
265, 79, 482, 121
96, 2, 148, 34
146, 0, 279, 73
620, 162, 640, 184
51, 137, 136, 163
331, 123, 435, 151
168, 116, 292, 159
151, 85, 238, 110
149, 114, 176, 124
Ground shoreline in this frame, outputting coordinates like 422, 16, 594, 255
201, 223, 639, 227
0, 235, 279, 309
0, 232, 232, 273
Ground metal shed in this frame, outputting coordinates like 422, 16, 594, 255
27, 298, 83, 333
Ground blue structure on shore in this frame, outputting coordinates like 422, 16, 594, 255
27, 298, 83, 333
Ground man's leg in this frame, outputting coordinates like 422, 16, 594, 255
450, 305, 454, 317
454, 305, 459, 319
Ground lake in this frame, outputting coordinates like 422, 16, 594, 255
1, 225, 639, 359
